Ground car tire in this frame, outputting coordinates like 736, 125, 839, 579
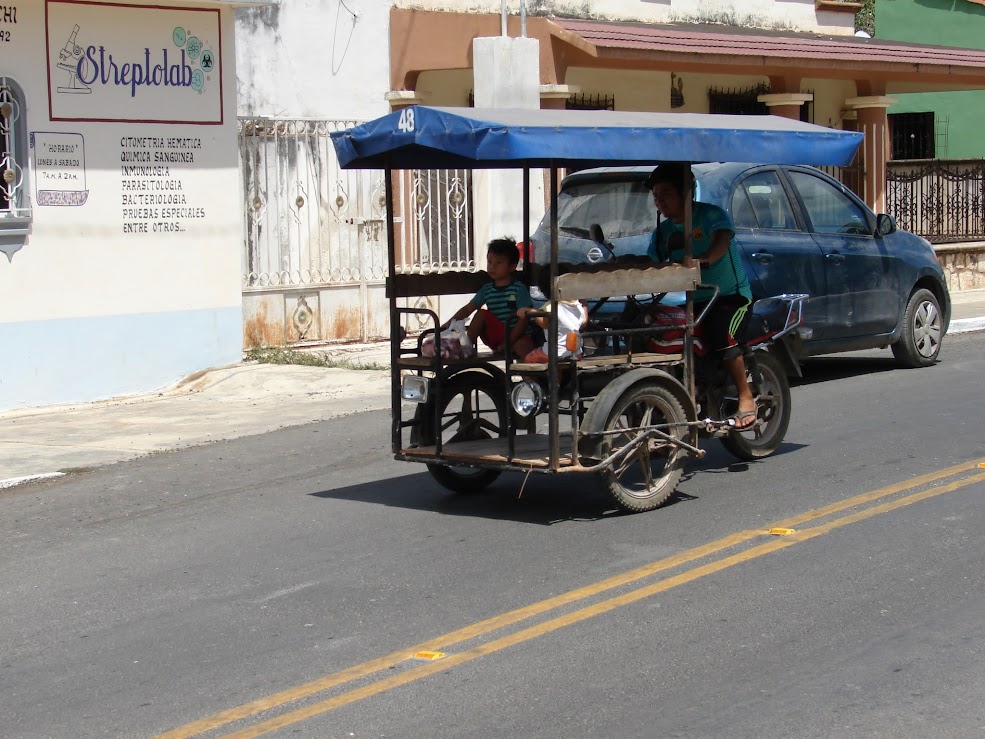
891, 288, 943, 368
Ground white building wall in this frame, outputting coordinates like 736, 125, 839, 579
235, 0, 393, 119
396, 0, 857, 35
232, 0, 856, 123
0, 0, 244, 412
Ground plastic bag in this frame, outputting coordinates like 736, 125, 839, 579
421, 319, 476, 360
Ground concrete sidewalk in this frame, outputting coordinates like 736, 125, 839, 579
0, 364, 393, 486
2, 289, 983, 488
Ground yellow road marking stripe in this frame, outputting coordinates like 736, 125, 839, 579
221, 470, 985, 738
156, 532, 764, 738
770, 458, 984, 530
158, 458, 984, 738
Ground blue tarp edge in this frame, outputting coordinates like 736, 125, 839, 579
329, 106, 864, 169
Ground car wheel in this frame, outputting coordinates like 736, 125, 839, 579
891, 288, 943, 368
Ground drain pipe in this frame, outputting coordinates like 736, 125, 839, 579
501, 0, 507, 36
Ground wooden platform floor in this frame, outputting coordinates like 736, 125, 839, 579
403, 432, 580, 468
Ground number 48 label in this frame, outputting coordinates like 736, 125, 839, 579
397, 108, 415, 133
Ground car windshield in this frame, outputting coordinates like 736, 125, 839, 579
554, 180, 656, 240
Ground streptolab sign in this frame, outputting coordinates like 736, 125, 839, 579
45, 0, 223, 125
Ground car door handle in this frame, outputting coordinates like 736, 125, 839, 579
751, 252, 773, 263
826, 253, 846, 264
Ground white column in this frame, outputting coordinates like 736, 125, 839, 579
471, 36, 542, 262
757, 92, 814, 120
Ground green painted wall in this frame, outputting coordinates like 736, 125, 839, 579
877, 0, 985, 158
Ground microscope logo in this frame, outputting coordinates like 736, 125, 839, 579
56, 24, 92, 94
54, 21, 218, 99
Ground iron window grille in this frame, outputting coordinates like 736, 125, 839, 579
709, 84, 814, 123
566, 94, 614, 111
889, 112, 936, 160
1, 77, 31, 231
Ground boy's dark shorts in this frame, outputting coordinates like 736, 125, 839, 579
695, 296, 752, 361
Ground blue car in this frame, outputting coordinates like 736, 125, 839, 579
528, 163, 950, 367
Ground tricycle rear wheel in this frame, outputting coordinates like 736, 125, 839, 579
597, 381, 688, 512
719, 351, 790, 460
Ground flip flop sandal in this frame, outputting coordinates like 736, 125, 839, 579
730, 409, 758, 430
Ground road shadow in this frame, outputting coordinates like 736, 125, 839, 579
309, 439, 808, 525
310, 469, 629, 524
793, 354, 904, 387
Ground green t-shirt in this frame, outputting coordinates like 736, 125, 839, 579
648, 201, 752, 303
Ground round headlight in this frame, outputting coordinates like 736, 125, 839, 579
510, 380, 544, 417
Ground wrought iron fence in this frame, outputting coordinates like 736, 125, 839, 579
886, 159, 985, 244
400, 169, 474, 272
238, 117, 475, 288
240, 118, 385, 288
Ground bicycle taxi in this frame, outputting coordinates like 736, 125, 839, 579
330, 107, 862, 511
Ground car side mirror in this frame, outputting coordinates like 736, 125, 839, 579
876, 213, 897, 236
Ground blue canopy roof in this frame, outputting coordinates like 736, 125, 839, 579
330, 106, 863, 170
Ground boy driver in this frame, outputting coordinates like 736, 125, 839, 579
646, 163, 758, 429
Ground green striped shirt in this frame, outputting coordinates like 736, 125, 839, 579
472, 279, 533, 329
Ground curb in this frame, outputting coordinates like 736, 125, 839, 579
950, 317, 985, 334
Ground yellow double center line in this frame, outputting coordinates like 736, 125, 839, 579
160, 458, 985, 739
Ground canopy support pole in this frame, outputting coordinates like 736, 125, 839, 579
385, 167, 401, 454
682, 165, 696, 402
549, 165, 560, 469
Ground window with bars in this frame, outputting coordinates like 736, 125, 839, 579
1, 77, 30, 234
708, 85, 770, 116
889, 112, 935, 160
566, 93, 614, 111
709, 85, 814, 123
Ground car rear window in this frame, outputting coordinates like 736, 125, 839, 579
556, 181, 656, 239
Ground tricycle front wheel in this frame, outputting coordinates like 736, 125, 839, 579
426, 462, 500, 494
597, 382, 688, 512
414, 369, 506, 494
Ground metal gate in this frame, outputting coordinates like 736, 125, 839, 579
239, 117, 474, 346
887, 158, 985, 243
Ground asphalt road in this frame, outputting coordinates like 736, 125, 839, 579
2, 334, 984, 739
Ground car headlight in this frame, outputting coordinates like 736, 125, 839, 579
401, 375, 429, 403
510, 380, 544, 417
